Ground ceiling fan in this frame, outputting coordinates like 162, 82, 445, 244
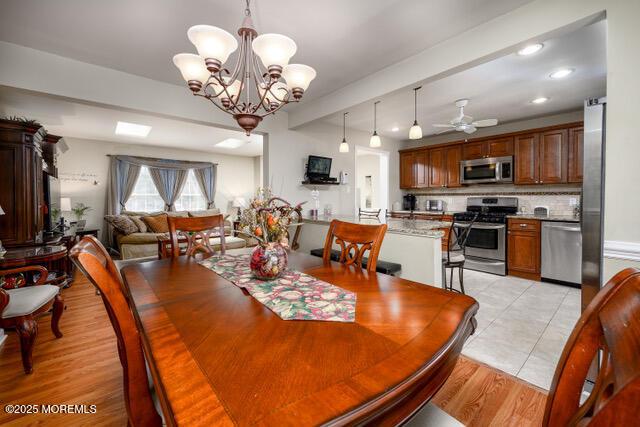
432, 99, 498, 134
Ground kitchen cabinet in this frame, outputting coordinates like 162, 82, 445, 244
539, 129, 567, 184
428, 147, 446, 188
507, 218, 540, 280
399, 149, 428, 189
568, 127, 584, 183
462, 141, 486, 160
400, 152, 414, 189
462, 137, 513, 160
445, 145, 462, 188
514, 133, 539, 184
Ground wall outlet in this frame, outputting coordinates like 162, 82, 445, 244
569, 197, 578, 206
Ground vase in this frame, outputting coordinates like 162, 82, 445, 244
250, 243, 288, 280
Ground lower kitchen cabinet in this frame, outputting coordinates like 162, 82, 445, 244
507, 218, 541, 280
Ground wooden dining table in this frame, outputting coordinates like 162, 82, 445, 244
121, 250, 478, 426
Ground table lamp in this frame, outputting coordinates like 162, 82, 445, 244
0, 205, 5, 257
233, 197, 246, 221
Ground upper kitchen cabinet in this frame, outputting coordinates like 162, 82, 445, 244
399, 149, 429, 189
539, 129, 567, 184
445, 145, 462, 188
462, 137, 513, 160
514, 133, 539, 184
568, 127, 584, 183
400, 151, 414, 189
428, 147, 446, 188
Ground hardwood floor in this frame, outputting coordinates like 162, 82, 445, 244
0, 273, 547, 426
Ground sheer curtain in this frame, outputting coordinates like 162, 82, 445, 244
148, 168, 189, 211
193, 164, 217, 209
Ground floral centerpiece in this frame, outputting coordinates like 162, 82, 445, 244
239, 189, 304, 280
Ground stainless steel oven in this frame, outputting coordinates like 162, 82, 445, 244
460, 156, 513, 185
454, 222, 507, 275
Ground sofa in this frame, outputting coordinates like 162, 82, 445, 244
106, 209, 251, 260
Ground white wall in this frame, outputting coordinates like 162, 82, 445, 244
58, 137, 258, 239
356, 154, 380, 209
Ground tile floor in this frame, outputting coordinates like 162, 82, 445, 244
450, 269, 581, 390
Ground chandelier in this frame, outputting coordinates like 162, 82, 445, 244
173, 0, 316, 135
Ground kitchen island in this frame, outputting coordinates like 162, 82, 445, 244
295, 215, 450, 287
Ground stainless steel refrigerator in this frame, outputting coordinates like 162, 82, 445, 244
581, 97, 606, 311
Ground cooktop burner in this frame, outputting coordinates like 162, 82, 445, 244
454, 196, 519, 224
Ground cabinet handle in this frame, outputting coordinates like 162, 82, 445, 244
519, 223, 527, 228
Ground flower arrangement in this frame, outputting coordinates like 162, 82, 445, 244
238, 188, 304, 248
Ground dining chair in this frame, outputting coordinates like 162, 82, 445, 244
322, 219, 387, 273
543, 267, 640, 426
442, 213, 478, 294
69, 236, 162, 427
167, 214, 226, 258
0, 265, 64, 374
358, 208, 382, 220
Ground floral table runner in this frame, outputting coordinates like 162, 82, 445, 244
199, 254, 356, 322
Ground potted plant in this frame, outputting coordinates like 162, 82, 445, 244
71, 202, 92, 222
239, 189, 304, 280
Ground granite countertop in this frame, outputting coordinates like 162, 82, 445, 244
506, 214, 580, 223
389, 210, 460, 215
303, 215, 449, 239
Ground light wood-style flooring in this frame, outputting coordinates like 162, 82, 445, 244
0, 273, 547, 426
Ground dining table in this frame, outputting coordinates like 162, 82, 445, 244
121, 249, 478, 426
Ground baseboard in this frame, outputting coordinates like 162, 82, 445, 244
507, 270, 541, 281
604, 240, 640, 262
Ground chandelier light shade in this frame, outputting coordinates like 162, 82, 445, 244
370, 101, 381, 148
409, 86, 423, 140
173, 0, 316, 135
339, 112, 350, 153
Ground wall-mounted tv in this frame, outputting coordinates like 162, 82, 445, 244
306, 155, 332, 179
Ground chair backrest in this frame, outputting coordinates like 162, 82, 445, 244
167, 214, 225, 258
0, 265, 49, 316
543, 267, 640, 426
445, 213, 478, 263
69, 236, 161, 427
358, 208, 382, 220
322, 219, 387, 273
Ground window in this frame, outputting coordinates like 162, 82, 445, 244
125, 167, 165, 212
174, 170, 207, 211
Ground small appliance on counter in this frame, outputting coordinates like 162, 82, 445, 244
534, 206, 549, 217
425, 199, 445, 212
402, 194, 417, 211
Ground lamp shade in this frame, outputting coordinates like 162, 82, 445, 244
60, 197, 72, 211
259, 82, 288, 105
282, 64, 316, 91
232, 197, 246, 208
339, 141, 350, 153
173, 53, 210, 83
369, 133, 381, 148
252, 34, 297, 69
409, 123, 423, 140
187, 25, 238, 64
0, 205, 4, 215
221, 78, 242, 100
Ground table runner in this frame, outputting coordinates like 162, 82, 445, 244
199, 254, 356, 322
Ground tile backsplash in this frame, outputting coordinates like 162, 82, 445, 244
407, 184, 581, 215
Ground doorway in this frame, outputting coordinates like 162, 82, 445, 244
354, 146, 389, 216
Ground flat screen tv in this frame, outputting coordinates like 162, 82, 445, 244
306, 155, 332, 179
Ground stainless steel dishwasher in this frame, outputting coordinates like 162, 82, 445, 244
541, 221, 582, 286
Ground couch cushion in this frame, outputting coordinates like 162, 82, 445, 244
105, 214, 139, 235
129, 216, 148, 233
188, 208, 221, 217
167, 211, 189, 218
142, 214, 169, 233
2, 285, 59, 318
118, 232, 168, 245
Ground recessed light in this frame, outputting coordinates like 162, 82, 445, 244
531, 97, 549, 104
549, 68, 574, 79
391, 126, 400, 132
215, 138, 247, 149
115, 121, 152, 137
517, 43, 543, 56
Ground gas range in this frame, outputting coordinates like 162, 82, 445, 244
453, 197, 519, 224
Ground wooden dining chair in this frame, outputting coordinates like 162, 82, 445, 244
69, 236, 162, 427
0, 265, 64, 373
322, 219, 387, 273
543, 267, 640, 426
167, 214, 226, 258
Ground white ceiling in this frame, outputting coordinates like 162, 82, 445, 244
0, 0, 535, 104
324, 20, 606, 138
0, 88, 264, 156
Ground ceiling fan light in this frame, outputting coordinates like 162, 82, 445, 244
339, 140, 350, 153
282, 64, 316, 92
252, 34, 297, 70
409, 123, 423, 140
172, 53, 210, 85
369, 133, 381, 148
188, 25, 238, 65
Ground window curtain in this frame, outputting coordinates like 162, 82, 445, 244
148, 168, 189, 211
193, 164, 217, 209
106, 156, 141, 246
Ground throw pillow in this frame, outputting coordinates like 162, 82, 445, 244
105, 215, 139, 235
130, 216, 148, 233
142, 213, 169, 233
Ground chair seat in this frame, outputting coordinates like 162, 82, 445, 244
443, 252, 466, 264
309, 248, 402, 275
2, 285, 59, 318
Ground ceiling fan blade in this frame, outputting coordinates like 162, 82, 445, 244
436, 128, 454, 135
472, 119, 498, 127
432, 124, 454, 128
461, 115, 473, 124
463, 126, 477, 134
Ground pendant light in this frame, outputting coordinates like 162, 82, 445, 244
409, 86, 423, 140
370, 101, 381, 147
339, 112, 349, 153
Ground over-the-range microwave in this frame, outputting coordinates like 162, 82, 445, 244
460, 156, 513, 184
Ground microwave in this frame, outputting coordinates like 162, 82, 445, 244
460, 156, 513, 184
